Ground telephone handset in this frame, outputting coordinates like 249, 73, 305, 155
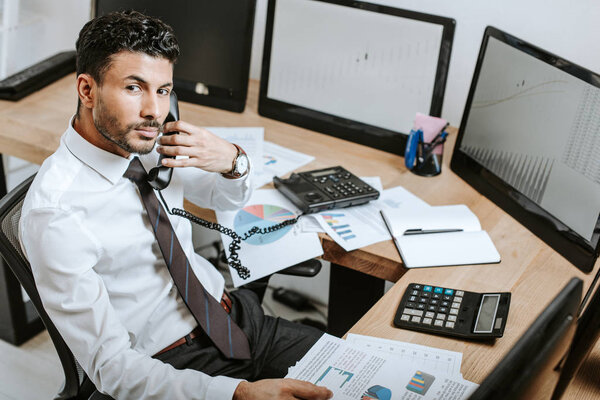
148, 90, 180, 190
149, 91, 300, 280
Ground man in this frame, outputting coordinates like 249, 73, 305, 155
19, 11, 332, 400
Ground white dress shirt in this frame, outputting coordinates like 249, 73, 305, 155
19, 119, 252, 399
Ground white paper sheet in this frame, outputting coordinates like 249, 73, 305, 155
287, 334, 478, 400
345, 334, 463, 377
215, 189, 323, 287
253, 141, 315, 188
314, 185, 430, 251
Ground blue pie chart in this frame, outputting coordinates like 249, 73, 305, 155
234, 204, 296, 245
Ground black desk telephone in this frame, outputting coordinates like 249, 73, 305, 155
150, 91, 297, 280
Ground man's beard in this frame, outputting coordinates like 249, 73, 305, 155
93, 97, 162, 155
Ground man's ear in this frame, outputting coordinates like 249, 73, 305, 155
76, 74, 96, 109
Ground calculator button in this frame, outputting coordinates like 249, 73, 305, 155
411, 316, 421, 323
421, 292, 430, 298
430, 299, 438, 305
427, 305, 436, 311
405, 302, 416, 308
436, 313, 446, 321
447, 315, 457, 322
400, 314, 411, 322
446, 321, 455, 329
443, 295, 453, 301
434, 320, 444, 327
411, 290, 419, 296
419, 298, 428, 303
454, 297, 463, 304
432, 294, 441, 300
417, 304, 426, 310
434, 287, 444, 294
423, 286, 433, 292
422, 318, 432, 325
456, 290, 465, 297
413, 285, 422, 289
449, 308, 459, 315
441, 301, 450, 307
444, 289, 454, 296
425, 311, 435, 318
451, 302, 461, 309
438, 307, 448, 313
409, 296, 417, 301
404, 309, 423, 317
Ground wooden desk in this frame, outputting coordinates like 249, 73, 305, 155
1, 75, 599, 398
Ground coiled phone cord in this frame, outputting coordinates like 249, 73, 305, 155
157, 190, 301, 280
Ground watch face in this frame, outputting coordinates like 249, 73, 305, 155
237, 154, 249, 174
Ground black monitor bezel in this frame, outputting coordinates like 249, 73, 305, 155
469, 278, 582, 400
258, 0, 455, 155
450, 26, 600, 273
94, 0, 256, 113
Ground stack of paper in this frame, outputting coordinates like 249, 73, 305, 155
381, 205, 500, 268
287, 334, 478, 400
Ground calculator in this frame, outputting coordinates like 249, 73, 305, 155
393, 283, 511, 339
273, 166, 380, 214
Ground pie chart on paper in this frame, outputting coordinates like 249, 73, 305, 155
233, 204, 296, 245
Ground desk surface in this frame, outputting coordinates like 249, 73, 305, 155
1, 75, 599, 398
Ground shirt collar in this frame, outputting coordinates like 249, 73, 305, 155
64, 116, 134, 184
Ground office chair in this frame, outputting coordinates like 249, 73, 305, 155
0, 174, 97, 399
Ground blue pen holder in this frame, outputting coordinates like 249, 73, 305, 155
404, 128, 447, 177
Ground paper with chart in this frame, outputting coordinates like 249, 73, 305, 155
315, 184, 430, 251
287, 334, 477, 400
345, 334, 463, 377
215, 189, 323, 287
204, 127, 264, 175
252, 141, 315, 189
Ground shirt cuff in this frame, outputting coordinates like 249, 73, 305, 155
206, 376, 245, 400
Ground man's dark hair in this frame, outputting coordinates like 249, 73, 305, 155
76, 10, 179, 84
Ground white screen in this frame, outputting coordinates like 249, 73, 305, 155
267, 0, 444, 133
460, 37, 600, 241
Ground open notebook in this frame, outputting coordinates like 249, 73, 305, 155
381, 205, 500, 268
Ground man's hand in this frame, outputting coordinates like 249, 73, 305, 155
233, 378, 333, 400
157, 121, 237, 173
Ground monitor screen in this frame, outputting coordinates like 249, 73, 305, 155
469, 278, 582, 400
451, 26, 600, 272
95, 0, 256, 112
259, 0, 455, 155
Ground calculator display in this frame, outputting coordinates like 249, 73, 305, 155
310, 168, 338, 177
474, 294, 500, 333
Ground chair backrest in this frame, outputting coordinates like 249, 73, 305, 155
0, 175, 88, 399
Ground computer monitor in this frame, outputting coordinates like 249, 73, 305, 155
451, 26, 600, 273
259, 0, 455, 155
95, 0, 256, 113
469, 277, 582, 400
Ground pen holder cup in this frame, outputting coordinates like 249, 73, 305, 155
412, 148, 443, 177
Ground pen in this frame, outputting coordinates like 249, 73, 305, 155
380, 210, 404, 260
403, 228, 463, 235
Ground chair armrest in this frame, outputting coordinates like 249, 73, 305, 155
277, 259, 322, 277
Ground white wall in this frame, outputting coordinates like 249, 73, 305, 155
249, 0, 600, 126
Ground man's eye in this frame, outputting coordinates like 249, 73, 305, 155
158, 88, 170, 96
126, 85, 141, 92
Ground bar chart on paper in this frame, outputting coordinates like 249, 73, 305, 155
321, 213, 356, 241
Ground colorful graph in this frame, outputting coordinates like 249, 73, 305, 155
321, 213, 356, 241
406, 370, 435, 395
362, 385, 392, 400
234, 204, 295, 245
315, 366, 353, 389
264, 155, 277, 165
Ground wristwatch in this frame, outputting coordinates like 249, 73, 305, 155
222, 143, 249, 179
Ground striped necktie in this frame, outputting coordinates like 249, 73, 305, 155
124, 157, 250, 360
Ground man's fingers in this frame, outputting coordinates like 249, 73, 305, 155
158, 133, 195, 147
160, 157, 194, 168
285, 379, 333, 400
157, 144, 193, 157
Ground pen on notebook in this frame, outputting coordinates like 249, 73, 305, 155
403, 228, 463, 235
380, 210, 403, 260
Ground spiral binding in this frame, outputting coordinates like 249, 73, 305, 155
157, 190, 300, 280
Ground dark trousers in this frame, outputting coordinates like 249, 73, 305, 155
154, 289, 324, 380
